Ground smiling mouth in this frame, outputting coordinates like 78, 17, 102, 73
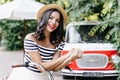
48, 24, 55, 29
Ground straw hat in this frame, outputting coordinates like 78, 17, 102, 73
37, 4, 67, 24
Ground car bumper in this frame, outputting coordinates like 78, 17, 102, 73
61, 69, 119, 77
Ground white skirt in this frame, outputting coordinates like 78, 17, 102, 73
7, 67, 48, 80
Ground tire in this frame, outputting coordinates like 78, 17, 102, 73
62, 75, 74, 79
103, 76, 118, 80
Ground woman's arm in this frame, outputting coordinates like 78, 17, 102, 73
53, 48, 83, 71
28, 50, 71, 71
52, 51, 61, 60
28, 48, 82, 71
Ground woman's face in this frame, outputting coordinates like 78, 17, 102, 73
45, 11, 60, 32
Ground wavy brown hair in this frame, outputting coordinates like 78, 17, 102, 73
35, 9, 64, 45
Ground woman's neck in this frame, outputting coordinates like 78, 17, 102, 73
44, 30, 51, 41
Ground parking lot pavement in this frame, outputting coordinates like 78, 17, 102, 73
0, 48, 23, 78
0, 47, 63, 80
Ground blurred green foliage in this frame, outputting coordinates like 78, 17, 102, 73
0, 20, 37, 50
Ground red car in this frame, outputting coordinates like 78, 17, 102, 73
61, 21, 119, 80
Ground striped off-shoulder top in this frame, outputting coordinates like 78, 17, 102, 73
24, 39, 65, 73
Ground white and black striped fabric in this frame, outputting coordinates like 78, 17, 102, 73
24, 39, 65, 73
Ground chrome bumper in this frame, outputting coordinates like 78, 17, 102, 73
61, 69, 119, 77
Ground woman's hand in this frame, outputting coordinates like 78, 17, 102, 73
69, 48, 83, 60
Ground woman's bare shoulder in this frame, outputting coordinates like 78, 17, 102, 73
24, 33, 36, 41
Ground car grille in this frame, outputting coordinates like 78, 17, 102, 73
76, 54, 108, 68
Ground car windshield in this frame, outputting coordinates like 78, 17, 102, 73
66, 24, 110, 43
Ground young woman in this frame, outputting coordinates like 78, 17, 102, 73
7, 4, 83, 80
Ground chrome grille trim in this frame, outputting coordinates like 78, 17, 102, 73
76, 54, 108, 68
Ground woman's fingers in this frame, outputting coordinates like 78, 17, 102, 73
70, 48, 83, 59
77, 48, 83, 58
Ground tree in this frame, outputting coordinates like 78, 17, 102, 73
55, 0, 120, 52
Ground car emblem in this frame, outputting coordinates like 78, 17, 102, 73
84, 59, 99, 62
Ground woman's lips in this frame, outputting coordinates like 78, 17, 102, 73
48, 24, 55, 29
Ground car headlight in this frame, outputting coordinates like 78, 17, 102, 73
111, 55, 120, 64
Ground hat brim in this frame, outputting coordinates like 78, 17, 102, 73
37, 4, 67, 24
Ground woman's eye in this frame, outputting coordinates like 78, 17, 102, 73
56, 20, 60, 22
49, 16, 53, 19
49, 16, 60, 23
